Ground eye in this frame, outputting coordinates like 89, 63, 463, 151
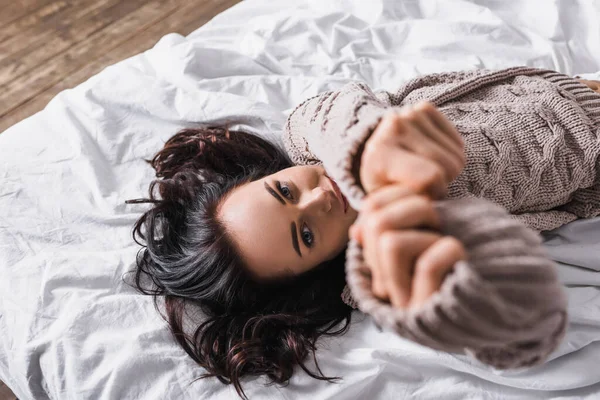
301, 224, 314, 248
276, 181, 293, 200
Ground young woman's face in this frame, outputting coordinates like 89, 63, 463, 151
218, 165, 358, 280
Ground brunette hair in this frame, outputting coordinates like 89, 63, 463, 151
127, 127, 352, 399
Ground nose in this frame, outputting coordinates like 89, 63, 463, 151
298, 187, 332, 215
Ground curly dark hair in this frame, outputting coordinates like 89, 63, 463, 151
126, 127, 352, 399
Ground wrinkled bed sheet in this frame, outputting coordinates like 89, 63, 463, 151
1, 0, 600, 398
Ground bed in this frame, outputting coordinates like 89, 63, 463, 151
1, 0, 600, 398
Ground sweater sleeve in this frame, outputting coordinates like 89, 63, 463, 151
285, 72, 568, 369
345, 197, 568, 369
283, 69, 493, 209
284, 82, 394, 210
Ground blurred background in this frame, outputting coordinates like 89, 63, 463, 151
0, 4, 243, 400
0, 0, 240, 134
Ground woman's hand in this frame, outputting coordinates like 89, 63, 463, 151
349, 185, 466, 309
360, 102, 465, 200
578, 78, 600, 95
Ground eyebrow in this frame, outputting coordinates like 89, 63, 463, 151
290, 222, 302, 257
264, 181, 302, 257
264, 182, 285, 205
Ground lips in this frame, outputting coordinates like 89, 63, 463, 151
326, 175, 348, 214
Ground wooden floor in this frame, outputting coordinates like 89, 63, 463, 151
0, 0, 240, 396
0, 0, 241, 134
0, 383, 15, 400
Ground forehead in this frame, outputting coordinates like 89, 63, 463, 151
219, 178, 296, 277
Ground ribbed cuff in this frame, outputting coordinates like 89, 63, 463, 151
344, 197, 568, 369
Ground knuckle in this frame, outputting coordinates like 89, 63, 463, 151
379, 231, 401, 254
402, 109, 419, 123
362, 195, 382, 213
415, 165, 444, 191
372, 285, 387, 300
362, 198, 376, 213
380, 113, 402, 134
365, 214, 385, 236
426, 165, 445, 184
412, 194, 433, 210
390, 115, 407, 134
417, 101, 435, 113
385, 112, 402, 124
363, 201, 380, 215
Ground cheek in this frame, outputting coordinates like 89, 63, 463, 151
326, 218, 351, 254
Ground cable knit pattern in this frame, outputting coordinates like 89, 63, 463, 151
397, 68, 600, 232
283, 67, 600, 368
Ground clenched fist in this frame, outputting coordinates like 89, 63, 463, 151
360, 102, 465, 199
350, 185, 466, 310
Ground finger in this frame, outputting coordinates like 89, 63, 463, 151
362, 224, 381, 285
363, 195, 441, 237
420, 102, 465, 149
403, 103, 465, 163
363, 229, 388, 302
406, 105, 466, 171
403, 134, 464, 184
409, 236, 466, 309
355, 183, 419, 243
371, 268, 389, 303
378, 230, 440, 308
349, 221, 367, 245
362, 184, 416, 214
376, 112, 411, 141
360, 114, 447, 199
362, 114, 449, 197
378, 231, 413, 308
382, 149, 448, 199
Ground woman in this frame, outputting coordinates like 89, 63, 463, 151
128, 67, 600, 399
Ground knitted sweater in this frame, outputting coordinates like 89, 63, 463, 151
284, 67, 600, 369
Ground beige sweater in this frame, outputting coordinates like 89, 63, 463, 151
284, 67, 600, 369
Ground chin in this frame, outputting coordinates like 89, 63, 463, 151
346, 208, 359, 223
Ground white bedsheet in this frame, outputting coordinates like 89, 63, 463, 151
1, 0, 600, 398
